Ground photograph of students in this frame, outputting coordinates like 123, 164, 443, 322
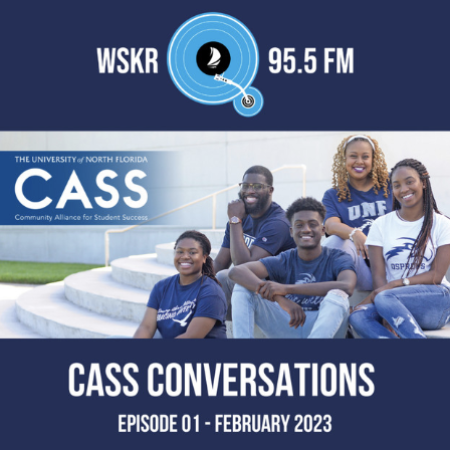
213, 165, 295, 319
134, 230, 227, 339
228, 197, 356, 338
349, 159, 450, 338
322, 135, 392, 290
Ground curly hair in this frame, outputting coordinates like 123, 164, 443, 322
390, 159, 441, 277
331, 134, 390, 202
174, 230, 221, 285
286, 197, 326, 223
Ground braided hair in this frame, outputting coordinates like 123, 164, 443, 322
174, 230, 221, 285
331, 134, 390, 202
390, 159, 441, 277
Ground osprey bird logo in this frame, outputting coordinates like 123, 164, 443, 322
172, 310, 193, 327
295, 273, 316, 284
359, 218, 375, 232
385, 237, 433, 262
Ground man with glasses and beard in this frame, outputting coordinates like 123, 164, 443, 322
214, 166, 295, 320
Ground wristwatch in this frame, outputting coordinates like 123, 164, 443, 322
230, 216, 242, 225
402, 278, 410, 286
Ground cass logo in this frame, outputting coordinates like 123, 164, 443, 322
15, 168, 148, 210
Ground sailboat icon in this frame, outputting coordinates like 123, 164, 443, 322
207, 47, 221, 69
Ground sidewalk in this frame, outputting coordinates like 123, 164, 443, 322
0, 283, 42, 338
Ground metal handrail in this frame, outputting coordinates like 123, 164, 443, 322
104, 164, 307, 266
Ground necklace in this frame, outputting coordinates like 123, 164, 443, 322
396, 210, 424, 222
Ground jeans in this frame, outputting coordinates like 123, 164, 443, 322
216, 269, 235, 321
323, 235, 372, 291
349, 284, 450, 339
231, 284, 350, 338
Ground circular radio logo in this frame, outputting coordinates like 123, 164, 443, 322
167, 13, 264, 117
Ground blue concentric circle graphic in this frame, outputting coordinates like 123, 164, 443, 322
167, 13, 263, 117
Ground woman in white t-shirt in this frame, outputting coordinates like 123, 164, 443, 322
349, 159, 450, 338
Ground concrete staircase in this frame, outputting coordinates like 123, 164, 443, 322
12, 228, 450, 339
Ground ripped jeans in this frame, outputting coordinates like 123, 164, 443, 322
231, 284, 350, 338
349, 284, 450, 339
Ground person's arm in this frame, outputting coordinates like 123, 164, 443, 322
227, 199, 272, 265
325, 217, 368, 259
175, 317, 216, 339
133, 308, 158, 338
258, 269, 356, 301
369, 245, 387, 290
228, 261, 269, 291
380, 244, 450, 288
229, 261, 306, 328
213, 246, 232, 273
355, 244, 450, 310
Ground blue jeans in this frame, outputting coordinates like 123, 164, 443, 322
349, 284, 450, 339
323, 235, 372, 291
231, 284, 349, 338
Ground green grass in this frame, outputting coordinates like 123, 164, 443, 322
0, 260, 103, 285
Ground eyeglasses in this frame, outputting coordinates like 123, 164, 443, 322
239, 183, 272, 191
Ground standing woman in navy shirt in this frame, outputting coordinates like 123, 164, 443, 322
134, 231, 227, 339
322, 135, 392, 290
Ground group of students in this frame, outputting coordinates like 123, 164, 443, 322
134, 134, 450, 339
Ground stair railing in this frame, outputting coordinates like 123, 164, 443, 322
104, 164, 306, 266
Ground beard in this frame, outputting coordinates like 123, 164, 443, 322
238, 190, 271, 216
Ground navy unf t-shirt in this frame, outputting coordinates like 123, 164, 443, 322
261, 247, 355, 310
147, 275, 227, 339
322, 183, 392, 236
222, 202, 295, 254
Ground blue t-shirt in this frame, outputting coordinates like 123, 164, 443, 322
322, 183, 392, 236
222, 202, 295, 255
260, 247, 355, 310
147, 275, 227, 339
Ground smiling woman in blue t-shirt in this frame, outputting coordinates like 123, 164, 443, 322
322, 135, 392, 290
134, 230, 227, 339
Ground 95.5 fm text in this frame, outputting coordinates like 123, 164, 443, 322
268, 47, 354, 74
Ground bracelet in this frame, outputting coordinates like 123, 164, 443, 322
349, 228, 360, 242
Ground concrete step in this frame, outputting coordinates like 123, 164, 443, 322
65, 267, 149, 322
156, 242, 220, 266
16, 282, 137, 338
111, 254, 177, 290
199, 229, 226, 248
424, 323, 450, 339
0, 283, 43, 338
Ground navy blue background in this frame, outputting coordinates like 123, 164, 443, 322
1, 340, 447, 448
1, 0, 450, 130
1, 1, 449, 448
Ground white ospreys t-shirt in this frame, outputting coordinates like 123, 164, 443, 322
366, 211, 450, 285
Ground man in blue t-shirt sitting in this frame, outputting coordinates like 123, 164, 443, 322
213, 166, 296, 319
228, 197, 357, 338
